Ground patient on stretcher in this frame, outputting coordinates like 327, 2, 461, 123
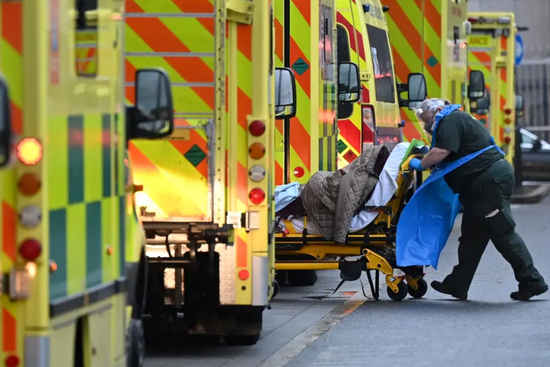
275, 142, 416, 238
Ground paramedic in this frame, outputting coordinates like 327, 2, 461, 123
409, 98, 548, 301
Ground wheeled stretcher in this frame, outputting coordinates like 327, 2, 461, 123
273, 142, 428, 301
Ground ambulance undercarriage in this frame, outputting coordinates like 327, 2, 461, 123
142, 222, 263, 344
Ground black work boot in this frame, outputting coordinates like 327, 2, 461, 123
510, 284, 549, 301
431, 281, 468, 300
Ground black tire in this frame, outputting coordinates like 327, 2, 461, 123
224, 333, 261, 346
287, 270, 318, 286
272, 280, 280, 299
275, 271, 287, 286
387, 281, 408, 301
126, 319, 145, 367
191, 334, 221, 345
133, 249, 148, 319
407, 278, 428, 299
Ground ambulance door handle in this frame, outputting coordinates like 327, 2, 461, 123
126, 184, 143, 193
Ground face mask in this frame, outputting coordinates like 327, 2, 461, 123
420, 112, 436, 135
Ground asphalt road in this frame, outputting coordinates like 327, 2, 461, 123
287, 197, 550, 367
145, 197, 550, 367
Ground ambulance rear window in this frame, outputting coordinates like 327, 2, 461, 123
337, 25, 351, 62
337, 25, 353, 120
366, 24, 395, 103
75, 0, 98, 77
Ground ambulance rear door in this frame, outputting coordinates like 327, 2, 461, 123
125, 0, 223, 224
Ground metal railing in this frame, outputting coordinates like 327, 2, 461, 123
516, 58, 550, 141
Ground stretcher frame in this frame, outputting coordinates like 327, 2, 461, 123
274, 153, 427, 301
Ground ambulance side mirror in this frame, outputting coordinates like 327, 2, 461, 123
468, 70, 485, 100
0, 75, 12, 168
275, 67, 297, 119
127, 68, 175, 140
406, 73, 427, 110
338, 62, 361, 103
516, 94, 524, 118
471, 88, 490, 116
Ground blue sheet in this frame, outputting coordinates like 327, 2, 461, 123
396, 105, 504, 269
274, 182, 300, 212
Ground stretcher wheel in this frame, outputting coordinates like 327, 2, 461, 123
287, 270, 318, 286
386, 281, 408, 301
407, 278, 428, 299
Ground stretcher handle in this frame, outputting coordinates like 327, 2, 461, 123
401, 154, 424, 174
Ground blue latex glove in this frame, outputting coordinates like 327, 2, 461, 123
409, 158, 425, 171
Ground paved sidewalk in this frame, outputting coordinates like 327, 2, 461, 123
511, 184, 550, 204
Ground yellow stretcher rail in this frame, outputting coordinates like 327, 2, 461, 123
273, 154, 428, 301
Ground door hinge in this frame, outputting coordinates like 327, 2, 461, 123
226, 0, 254, 25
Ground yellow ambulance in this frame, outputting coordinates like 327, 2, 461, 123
0, 1, 174, 366
386, 0, 486, 144
467, 12, 517, 164
124, 0, 296, 345
336, 0, 428, 167
273, 0, 350, 184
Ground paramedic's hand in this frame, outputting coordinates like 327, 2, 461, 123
409, 158, 425, 171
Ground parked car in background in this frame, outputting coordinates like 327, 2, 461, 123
519, 127, 550, 181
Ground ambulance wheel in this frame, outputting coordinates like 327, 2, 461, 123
386, 281, 408, 301
407, 278, 428, 299
272, 280, 280, 299
126, 319, 145, 367
287, 270, 318, 286
275, 270, 287, 286
224, 333, 261, 346
191, 334, 221, 345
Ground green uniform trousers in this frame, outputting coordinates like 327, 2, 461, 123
442, 158, 546, 293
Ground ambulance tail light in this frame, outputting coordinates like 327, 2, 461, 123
362, 105, 376, 148
17, 137, 42, 165
504, 137, 512, 145
249, 120, 266, 137
19, 239, 42, 262
468, 17, 479, 24
505, 108, 513, 115
249, 188, 265, 205
18, 173, 41, 196
238, 269, 250, 280
19, 205, 42, 229
5, 355, 20, 367
249, 165, 266, 182
249, 142, 266, 159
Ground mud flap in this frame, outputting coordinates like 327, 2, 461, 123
126, 319, 145, 367
125, 261, 139, 308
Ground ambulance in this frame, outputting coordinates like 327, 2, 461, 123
273, 0, 362, 184
0, 1, 175, 366
335, 0, 429, 167
124, 0, 297, 345
386, 0, 486, 144
467, 12, 517, 164
271, 0, 367, 286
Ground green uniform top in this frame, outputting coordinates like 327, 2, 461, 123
434, 110, 503, 193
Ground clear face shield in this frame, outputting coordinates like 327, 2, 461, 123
414, 108, 436, 136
